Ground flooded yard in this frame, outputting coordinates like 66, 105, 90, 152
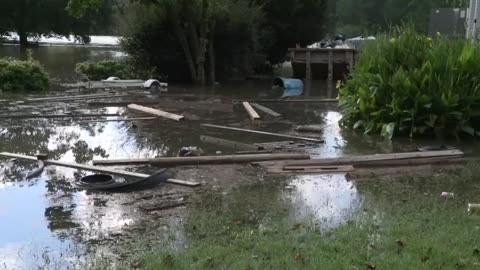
1, 46, 479, 269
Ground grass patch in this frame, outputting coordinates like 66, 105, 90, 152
134, 165, 480, 269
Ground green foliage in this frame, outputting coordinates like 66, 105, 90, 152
75, 60, 130, 81
339, 27, 480, 139
0, 56, 49, 92
0, 0, 114, 46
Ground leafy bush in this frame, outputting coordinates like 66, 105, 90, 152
75, 60, 130, 81
339, 27, 480, 139
0, 57, 49, 92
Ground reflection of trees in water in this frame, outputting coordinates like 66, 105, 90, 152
73, 140, 109, 164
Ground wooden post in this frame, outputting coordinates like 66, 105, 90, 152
327, 49, 334, 98
305, 51, 312, 96
347, 50, 354, 71
200, 135, 260, 151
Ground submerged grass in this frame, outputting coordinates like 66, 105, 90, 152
133, 164, 480, 270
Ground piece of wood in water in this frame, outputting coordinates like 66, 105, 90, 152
128, 103, 184, 121
233, 99, 338, 103
235, 150, 274, 155
295, 125, 323, 133
242, 102, 260, 120
139, 202, 186, 212
269, 165, 354, 174
200, 135, 259, 151
201, 124, 324, 143
166, 178, 201, 187
26, 93, 130, 102
0, 113, 120, 119
277, 150, 464, 167
93, 153, 310, 167
89, 100, 234, 113
83, 117, 157, 123
250, 103, 281, 117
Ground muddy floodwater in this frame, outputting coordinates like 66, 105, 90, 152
0, 46, 473, 269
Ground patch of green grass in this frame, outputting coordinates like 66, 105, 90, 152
135, 165, 480, 270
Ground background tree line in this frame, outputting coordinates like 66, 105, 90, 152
0, 0, 471, 85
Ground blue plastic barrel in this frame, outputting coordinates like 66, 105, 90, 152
274, 77, 304, 97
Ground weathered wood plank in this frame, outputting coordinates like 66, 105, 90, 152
83, 117, 157, 123
201, 124, 324, 143
0, 113, 120, 119
128, 103, 184, 121
200, 135, 259, 151
26, 93, 130, 102
93, 153, 310, 167
268, 165, 355, 175
242, 102, 260, 120
251, 103, 282, 117
166, 179, 201, 187
89, 100, 234, 113
233, 99, 338, 103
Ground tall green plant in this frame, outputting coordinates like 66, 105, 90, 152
0, 55, 49, 92
339, 27, 480, 139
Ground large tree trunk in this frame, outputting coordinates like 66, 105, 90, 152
18, 31, 28, 47
169, 3, 197, 83
207, 20, 216, 85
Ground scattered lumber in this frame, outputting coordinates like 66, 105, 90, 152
92, 153, 310, 167
233, 99, 338, 103
295, 125, 323, 133
83, 117, 157, 123
0, 152, 200, 187
235, 150, 274, 155
0, 113, 120, 119
258, 150, 465, 174
200, 135, 260, 151
242, 102, 261, 120
201, 124, 324, 143
128, 103, 184, 121
250, 103, 282, 117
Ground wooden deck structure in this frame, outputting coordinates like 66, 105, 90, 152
289, 48, 357, 97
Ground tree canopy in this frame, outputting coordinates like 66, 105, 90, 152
0, 0, 113, 46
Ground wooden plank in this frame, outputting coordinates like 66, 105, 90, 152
0, 152, 149, 178
0, 152, 201, 187
0, 113, 120, 119
233, 99, 338, 103
201, 124, 324, 143
250, 103, 282, 117
242, 102, 260, 120
83, 117, 157, 123
26, 93, 129, 102
93, 153, 310, 167
255, 150, 465, 171
295, 125, 323, 133
128, 104, 184, 121
200, 135, 259, 151
166, 178, 201, 187
268, 165, 354, 175
235, 150, 274, 155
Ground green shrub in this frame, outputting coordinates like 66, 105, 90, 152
0, 57, 50, 92
339, 27, 480, 139
75, 60, 130, 81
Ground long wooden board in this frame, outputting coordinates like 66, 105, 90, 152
0, 152, 199, 187
268, 165, 354, 175
0, 113, 120, 119
277, 150, 464, 167
92, 153, 310, 167
200, 135, 259, 151
251, 103, 282, 117
201, 124, 324, 143
128, 104, 184, 121
89, 100, 234, 113
233, 99, 338, 103
242, 102, 260, 120
26, 94, 130, 102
